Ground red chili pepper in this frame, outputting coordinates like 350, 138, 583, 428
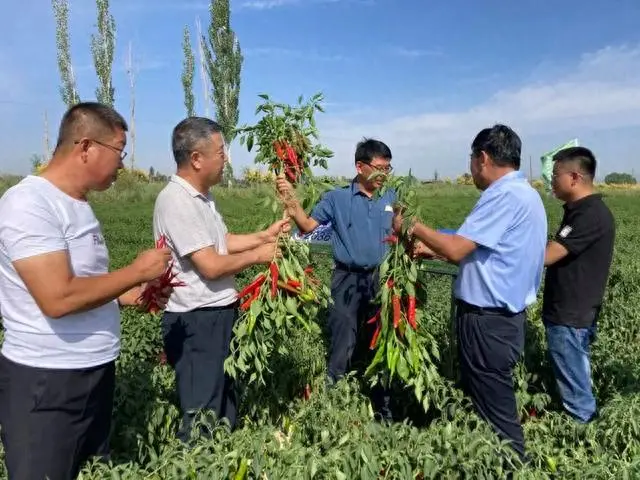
392, 295, 401, 328
367, 310, 380, 324
287, 279, 301, 289
285, 165, 296, 182
156, 235, 167, 249
273, 140, 286, 160
303, 383, 311, 401
240, 289, 260, 310
304, 266, 313, 274
238, 274, 266, 299
407, 296, 417, 329
286, 144, 298, 168
383, 234, 398, 244
387, 278, 394, 288
369, 323, 381, 349
270, 262, 279, 297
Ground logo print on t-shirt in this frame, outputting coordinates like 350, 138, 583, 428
559, 225, 573, 238
93, 233, 105, 245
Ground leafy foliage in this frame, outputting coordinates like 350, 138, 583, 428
181, 25, 196, 117
201, 0, 243, 143
364, 173, 453, 413
605, 172, 637, 185
90, 0, 116, 107
51, 0, 80, 107
236, 93, 334, 182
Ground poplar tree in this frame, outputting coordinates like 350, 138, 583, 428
202, 0, 243, 185
181, 26, 196, 117
91, 0, 116, 106
52, 0, 80, 107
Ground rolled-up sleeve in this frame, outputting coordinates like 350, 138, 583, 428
457, 190, 515, 250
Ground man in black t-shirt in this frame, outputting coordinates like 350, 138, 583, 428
543, 146, 615, 423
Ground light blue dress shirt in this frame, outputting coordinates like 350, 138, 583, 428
454, 171, 548, 313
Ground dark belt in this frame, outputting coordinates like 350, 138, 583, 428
455, 299, 523, 318
334, 261, 376, 274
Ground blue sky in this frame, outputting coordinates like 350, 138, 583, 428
2, 0, 640, 180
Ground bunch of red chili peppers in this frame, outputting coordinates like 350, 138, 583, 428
137, 235, 186, 314
237, 261, 319, 312
273, 140, 301, 184
367, 234, 419, 350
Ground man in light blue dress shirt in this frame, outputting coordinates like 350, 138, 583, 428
393, 124, 547, 461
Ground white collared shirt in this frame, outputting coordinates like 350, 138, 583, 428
152, 175, 237, 312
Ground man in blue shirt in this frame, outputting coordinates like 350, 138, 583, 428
393, 125, 547, 460
276, 138, 396, 419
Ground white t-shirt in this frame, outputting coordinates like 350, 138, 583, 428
152, 175, 237, 312
0, 175, 120, 369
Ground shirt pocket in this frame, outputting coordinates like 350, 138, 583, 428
380, 207, 394, 236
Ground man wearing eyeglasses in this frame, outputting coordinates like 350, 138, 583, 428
543, 147, 615, 423
276, 138, 396, 420
392, 125, 547, 462
0, 102, 171, 479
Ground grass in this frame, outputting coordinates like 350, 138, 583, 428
1, 178, 640, 478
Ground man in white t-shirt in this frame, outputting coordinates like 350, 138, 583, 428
153, 117, 289, 443
0, 102, 171, 480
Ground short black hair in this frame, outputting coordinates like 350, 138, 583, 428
354, 138, 392, 164
55, 102, 128, 152
553, 146, 596, 179
471, 124, 522, 169
171, 117, 223, 166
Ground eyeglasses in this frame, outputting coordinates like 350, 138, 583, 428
364, 163, 393, 173
551, 171, 582, 180
75, 139, 128, 161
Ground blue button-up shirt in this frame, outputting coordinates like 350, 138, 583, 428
454, 171, 548, 313
311, 180, 397, 269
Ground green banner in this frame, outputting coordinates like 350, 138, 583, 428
540, 139, 579, 192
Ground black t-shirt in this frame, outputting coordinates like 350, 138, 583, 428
542, 193, 615, 328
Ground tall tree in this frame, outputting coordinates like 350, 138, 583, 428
125, 41, 137, 169
202, 0, 243, 186
52, 0, 80, 107
91, 0, 116, 106
181, 26, 196, 117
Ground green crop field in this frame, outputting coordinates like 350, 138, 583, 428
1, 180, 640, 479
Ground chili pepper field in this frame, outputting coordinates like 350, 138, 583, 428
1, 180, 640, 479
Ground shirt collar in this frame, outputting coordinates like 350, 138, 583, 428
170, 174, 209, 199
485, 170, 526, 192
564, 193, 602, 211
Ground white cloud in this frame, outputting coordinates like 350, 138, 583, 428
309, 44, 640, 178
389, 47, 444, 58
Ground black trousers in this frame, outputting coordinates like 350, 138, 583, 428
456, 301, 526, 460
0, 354, 115, 480
326, 264, 391, 417
162, 304, 238, 443
327, 265, 380, 381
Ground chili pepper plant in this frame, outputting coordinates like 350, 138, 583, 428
235, 92, 334, 184
225, 92, 334, 386
364, 172, 443, 412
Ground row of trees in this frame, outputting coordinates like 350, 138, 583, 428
37, 0, 242, 183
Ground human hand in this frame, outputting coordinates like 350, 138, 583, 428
255, 242, 281, 264
263, 219, 292, 242
137, 280, 173, 311
276, 174, 294, 198
412, 240, 436, 259
131, 247, 172, 282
